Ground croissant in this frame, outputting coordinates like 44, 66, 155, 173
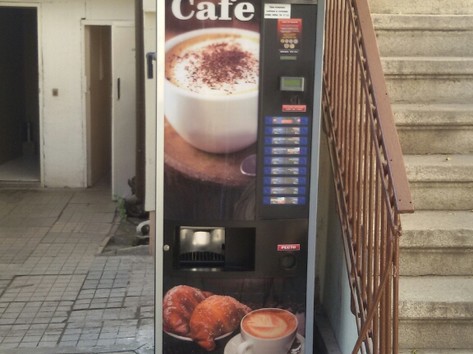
190, 295, 251, 351
163, 285, 211, 336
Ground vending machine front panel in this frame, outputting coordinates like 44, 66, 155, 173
160, 1, 322, 353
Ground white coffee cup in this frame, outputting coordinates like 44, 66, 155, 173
237, 308, 298, 354
165, 27, 259, 154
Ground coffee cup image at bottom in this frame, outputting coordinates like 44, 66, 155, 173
237, 308, 298, 354
165, 28, 259, 154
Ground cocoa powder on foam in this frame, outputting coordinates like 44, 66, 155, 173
166, 33, 258, 95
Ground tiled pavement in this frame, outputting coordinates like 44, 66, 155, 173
0, 185, 154, 354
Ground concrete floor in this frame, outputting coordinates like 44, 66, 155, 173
0, 155, 40, 182
0, 184, 154, 354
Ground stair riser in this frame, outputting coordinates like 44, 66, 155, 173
400, 320, 473, 349
399, 128, 473, 154
369, 0, 473, 14
400, 249, 473, 276
386, 77, 473, 104
409, 182, 473, 210
377, 31, 473, 57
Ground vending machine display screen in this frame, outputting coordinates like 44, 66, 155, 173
280, 76, 305, 91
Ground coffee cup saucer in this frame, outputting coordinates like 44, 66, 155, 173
224, 333, 305, 354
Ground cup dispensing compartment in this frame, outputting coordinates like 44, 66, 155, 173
178, 227, 226, 269
173, 226, 256, 272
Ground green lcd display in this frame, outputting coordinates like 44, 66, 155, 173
280, 76, 305, 92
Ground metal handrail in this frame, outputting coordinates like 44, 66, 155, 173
322, 0, 414, 353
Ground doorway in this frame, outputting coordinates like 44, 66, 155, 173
85, 23, 136, 198
0, 7, 40, 182
85, 25, 112, 187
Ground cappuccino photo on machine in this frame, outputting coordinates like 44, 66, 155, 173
164, 28, 260, 154
163, 0, 261, 222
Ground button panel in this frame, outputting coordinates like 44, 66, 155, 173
262, 115, 310, 206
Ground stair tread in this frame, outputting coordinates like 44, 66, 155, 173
400, 276, 473, 319
370, 0, 473, 16
393, 103, 473, 126
400, 350, 473, 354
373, 13, 473, 30
401, 211, 473, 248
394, 103, 473, 111
402, 210, 473, 231
385, 56, 473, 61
404, 154, 473, 182
401, 276, 473, 302
383, 57, 473, 75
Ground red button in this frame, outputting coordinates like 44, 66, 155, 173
282, 105, 307, 112
277, 244, 301, 251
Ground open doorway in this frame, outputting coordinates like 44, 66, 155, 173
0, 7, 40, 182
85, 25, 112, 187
85, 23, 136, 199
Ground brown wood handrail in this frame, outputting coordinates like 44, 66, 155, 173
354, 0, 413, 214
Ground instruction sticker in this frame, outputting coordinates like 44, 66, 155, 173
278, 18, 302, 59
264, 3, 291, 18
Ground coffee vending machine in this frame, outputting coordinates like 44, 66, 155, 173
156, 0, 325, 353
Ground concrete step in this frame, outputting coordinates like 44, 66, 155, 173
373, 15, 473, 57
369, 0, 473, 15
400, 211, 473, 275
399, 276, 473, 349
404, 154, 473, 210
385, 74, 473, 104
371, 4, 473, 354
382, 57, 473, 76
392, 103, 473, 154
386, 79, 473, 105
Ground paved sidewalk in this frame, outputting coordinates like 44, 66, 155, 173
0, 184, 154, 354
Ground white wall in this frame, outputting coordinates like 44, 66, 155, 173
41, 0, 86, 187
1, 0, 134, 187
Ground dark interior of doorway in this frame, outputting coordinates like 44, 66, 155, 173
0, 7, 40, 182
86, 25, 112, 188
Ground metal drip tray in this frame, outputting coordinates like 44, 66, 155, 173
179, 251, 225, 266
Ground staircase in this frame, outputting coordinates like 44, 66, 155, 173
369, 0, 473, 352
